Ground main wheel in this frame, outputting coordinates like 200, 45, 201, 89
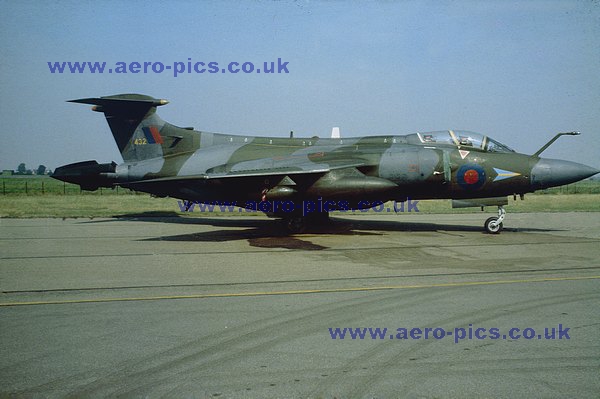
285, 216, 307, 234
307, 211, 330, 225
484, 217, 503, 234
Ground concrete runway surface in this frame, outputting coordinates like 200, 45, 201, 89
1, 213, 599, 398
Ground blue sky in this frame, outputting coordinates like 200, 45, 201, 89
1, 0, 599, 170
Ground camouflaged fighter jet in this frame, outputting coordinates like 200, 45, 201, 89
53, 94, 599, 233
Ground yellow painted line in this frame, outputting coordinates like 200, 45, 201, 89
1, 275, 599, 307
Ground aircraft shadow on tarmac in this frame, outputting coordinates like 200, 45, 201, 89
89, 212, 565, 250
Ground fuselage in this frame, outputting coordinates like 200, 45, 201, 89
107, 130, 594, 208
51, 94, 599, 232
51, 94, 599, 214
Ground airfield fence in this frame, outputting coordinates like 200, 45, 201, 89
531, 180, 600, 195
1, 177, 138, 196
2, 176, 600, 196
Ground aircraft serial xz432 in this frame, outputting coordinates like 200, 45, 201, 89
53, 94, 599, 233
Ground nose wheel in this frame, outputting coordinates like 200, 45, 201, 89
484, 206, 506, 234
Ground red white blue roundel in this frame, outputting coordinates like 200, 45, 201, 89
457, 164, 486, 189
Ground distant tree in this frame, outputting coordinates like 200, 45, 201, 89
26, 169, 33, 175
36, 165, 47, 175
17, 163, 26, 174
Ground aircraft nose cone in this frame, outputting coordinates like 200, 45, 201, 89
531, 158, 600, 189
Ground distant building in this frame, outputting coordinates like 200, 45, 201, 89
2, 170, 14, 176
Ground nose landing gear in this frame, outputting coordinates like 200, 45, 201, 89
484, 205, 506, 234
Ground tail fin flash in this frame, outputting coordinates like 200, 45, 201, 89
69, 94, 195, 162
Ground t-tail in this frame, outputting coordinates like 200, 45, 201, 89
53, 94, 198, 190
68, 93, 197, 162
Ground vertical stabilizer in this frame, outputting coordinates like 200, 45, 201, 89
68, 94, 195, 162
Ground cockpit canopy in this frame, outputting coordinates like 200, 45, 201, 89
410, 130, 515, 153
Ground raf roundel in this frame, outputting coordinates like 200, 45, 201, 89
457, 164, 486, 189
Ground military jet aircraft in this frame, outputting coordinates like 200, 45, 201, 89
53, 94, 599, 233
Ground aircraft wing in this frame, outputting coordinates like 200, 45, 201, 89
117, 150, 388, 201
123, 162, 365, 186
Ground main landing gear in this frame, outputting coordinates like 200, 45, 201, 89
285, 216, 307, 234
484, 206, 506, 234
282, 212, 330, 234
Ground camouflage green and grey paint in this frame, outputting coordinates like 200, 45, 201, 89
53, 94, 599, 217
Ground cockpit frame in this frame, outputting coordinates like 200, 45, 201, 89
415, 130, 514, 153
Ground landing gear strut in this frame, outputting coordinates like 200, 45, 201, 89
285, 216, 307, 234
484, 206, 505, 234
282, 212, 330, 234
